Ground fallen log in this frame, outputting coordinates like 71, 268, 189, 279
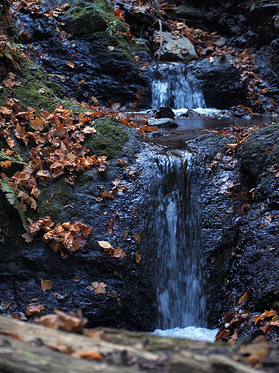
0, 316, 277, 373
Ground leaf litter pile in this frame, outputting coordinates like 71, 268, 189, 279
0, 99, 142, 258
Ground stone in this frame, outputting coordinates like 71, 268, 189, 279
155, 107, 175, 119
153, 32, 198, 62
190, 55, 248, 109
148, 117, 178, 128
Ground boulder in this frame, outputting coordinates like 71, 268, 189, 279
148, 118, 178, 128
155, 107, 175, 119
190, 55, 248, 109
153, 32, 198, 62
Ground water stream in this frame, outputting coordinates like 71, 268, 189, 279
151, 63, 206, 110
140, 146, 217, 342
144, 64, 219, 341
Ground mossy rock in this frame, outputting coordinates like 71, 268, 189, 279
13, 60, 68, 112
0, 196, 25, 258
0, 86, 8, 107
68, 0, 126, 35
34, 178, 75, 223
85, 117, 129, 159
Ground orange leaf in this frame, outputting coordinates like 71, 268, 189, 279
90, 282, 107, 295
134, 232, 141, 245
135, 251, 141, 263
75, 350, 103, 361
26, 303, 45, 316
67, 61, 75, 68
112, 246, 126, 259
41, 279, 53, 291
255, 310, 277, 324
30, 117, 45, 131
238, 290, 249, 304
0, 161, 12, 168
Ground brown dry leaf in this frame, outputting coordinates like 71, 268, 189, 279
102, 189, 114, 199
22, 232, 35, 242
67, 61, 75, 68
90, 282, 107, 295
52, 292, 67, 300
263, 213, 273, 224
112, 246, 126, 259
38, 309, 86, 334
238, 290, 249, 304
0, 106, 12, 115
135, 251, 141, 263
83, 126, 96, 134
74, 349, 103, 360
228, 329, 238, 345
41, 279, 53, 291
255, 310, 277, 324
240, 336, 271, 364
26, 303, 45, 316
30, 117, 45, 131
109, 289, 118, 298
3, 79, 15, 88
134, 232, 141, 245
97, 241, 112, 250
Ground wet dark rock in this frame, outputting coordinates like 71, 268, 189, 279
185, 124, 279, 330
17, 2, 152, 108
191, 55, 248, 109
254, 42, 279, 108
0, 119, 156, 331
155, 107, 175, 119
237, 123, 279, 186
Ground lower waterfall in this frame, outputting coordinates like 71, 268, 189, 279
140, 146, 217, 341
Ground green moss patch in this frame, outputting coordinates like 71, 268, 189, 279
13, 60, 66, 112
85, 117, 129, 159
68, 0, 126, 35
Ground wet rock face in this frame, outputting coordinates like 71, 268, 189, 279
0, 120, 156, 331
187, 124, 279, 329
190, 55, 248, 109
18, 2, 152, 108
180, 0, 279, 49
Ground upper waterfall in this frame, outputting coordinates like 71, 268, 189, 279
151, 63, 206, 110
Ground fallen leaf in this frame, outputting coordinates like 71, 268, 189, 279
38, 309, 86, 333
41, 279, 53, 291
238, 290, 249, 304
26, 303, 45, 316
74, 350, 103, 360
134, 232, 141, 245
97, 241, 112, 250
90, 282, 107, 295
67, 61, 75, 68
30, 117, 45, 131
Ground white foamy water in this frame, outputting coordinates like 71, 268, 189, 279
151, 63, 206, 110
153, 326, 218, 342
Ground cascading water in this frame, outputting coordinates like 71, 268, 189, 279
152, 151, 206, 329
151, 63, 206, 110
140, 147, 217, 341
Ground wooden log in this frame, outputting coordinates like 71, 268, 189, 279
0, 316, 274, 373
